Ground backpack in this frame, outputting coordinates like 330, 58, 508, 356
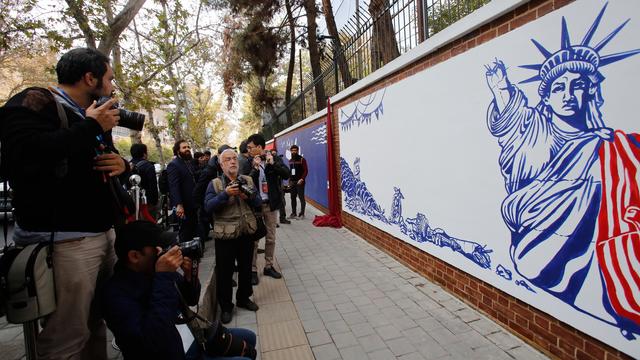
158, 169, 170, 194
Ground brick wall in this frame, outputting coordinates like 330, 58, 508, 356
328, 0, 633, 359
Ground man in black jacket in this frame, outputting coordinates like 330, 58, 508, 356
167, 139, 198, 242
130, 143, 159, 218
0, 47, 126, 359
246, 134, 290, 284
103, 221, 257, 360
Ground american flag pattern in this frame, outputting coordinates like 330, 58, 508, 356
597, 130, 640, 326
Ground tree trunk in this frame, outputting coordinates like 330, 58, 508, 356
369, 0, 400, 72
321, 0, 353, 87
145, 106, 166, 167
159, 0, 184, 141
303, 0, 326, 112
284, 0, 295, 126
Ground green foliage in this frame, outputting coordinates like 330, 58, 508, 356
114, 137, 173, 164
427, 0, 491, 35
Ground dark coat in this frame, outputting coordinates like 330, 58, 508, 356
0, 87, 117, 232
131, 158, 159, 206
103, 263, 201, 360
249, 155, 290, 211
167, 157, 197, 211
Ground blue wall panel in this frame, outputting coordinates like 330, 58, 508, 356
276, 120, 328, 208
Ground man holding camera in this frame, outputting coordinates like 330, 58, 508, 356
0, 48, 127, 359
246, 134, 290, 284
103, 221, 257, 360
205, 149, 262, 324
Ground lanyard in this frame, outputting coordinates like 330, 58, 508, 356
53, 87, 86, 117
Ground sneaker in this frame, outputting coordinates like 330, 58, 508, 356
298, 213, 305, 219
221, 310, 233, 324
232, 278, 237, 287
111, 338, 120, 352
251, 271, 259, 285
280, 219, 291, 224
263, 266, 282, 279
288, 213, 297, 219
257, 248, 265, 254
237, 299, 259, 312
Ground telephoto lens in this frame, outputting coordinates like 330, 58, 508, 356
95, 96, 146, 131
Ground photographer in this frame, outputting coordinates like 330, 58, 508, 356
204, 149, 261, 324
0, 47, 126, 359
103, 221, 257, 360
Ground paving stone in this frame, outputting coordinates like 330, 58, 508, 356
315, 300, 337, 312
368, 348, 396, 360
350, 322, 377, 338
386, 336, 417, 356
319, 309, 343, 323
467, 318, 502, 336
486, 331, 525, 351
339, 345, 370, 360
375, 324, 403, 341
307, 329, 333, 347
336, 302, 358, 315
325, 319, 350, 335
358, 333, 388, 353
331, 331, 360, 349
302, 318, 326, 333
312, 343, 341, 360
401, 326, 432, 345
415, 342, 449, 360
507, 345, 549, 360
398, 352, 427, 360
342, 311, 368, 326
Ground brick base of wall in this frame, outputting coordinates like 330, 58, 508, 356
341, 212, 632, 360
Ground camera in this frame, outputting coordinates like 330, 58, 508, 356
230, 177, 256, 198
96, 96, 146, 131
163, 238, 203, 260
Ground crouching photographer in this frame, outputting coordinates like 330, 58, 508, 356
103, 221, 256, 360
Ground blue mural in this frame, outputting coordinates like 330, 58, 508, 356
485, 3, 640, 338
276, 121, 329, 208
339, 89, 386, 131
341, 157, 493, 269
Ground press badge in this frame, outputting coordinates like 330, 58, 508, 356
291, 168, 296, 176
261, 181, 269, 193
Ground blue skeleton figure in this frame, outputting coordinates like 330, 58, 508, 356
405, 213, 429, 242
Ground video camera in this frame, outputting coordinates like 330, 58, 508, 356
96, 96, 145, 131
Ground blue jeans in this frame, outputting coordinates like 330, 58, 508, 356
185, 328, 257, 360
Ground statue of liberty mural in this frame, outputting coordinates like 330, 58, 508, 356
485, 4, 640, 338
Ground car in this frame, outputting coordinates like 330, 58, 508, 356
0, 181, 14, 223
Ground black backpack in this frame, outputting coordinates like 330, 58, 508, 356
158, 169, 169, 194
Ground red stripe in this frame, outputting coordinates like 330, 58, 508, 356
617, 234, 640, 315
609, 140, 621, 236
598, 143, 610, 241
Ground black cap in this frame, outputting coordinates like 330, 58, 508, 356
217, 144, 234, 155
114, 221, 178, 259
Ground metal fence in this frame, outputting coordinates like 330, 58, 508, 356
262, 0, 491, 139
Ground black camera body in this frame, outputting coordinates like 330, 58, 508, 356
163, 238, 203, 260
96, 96, 146, 131
230, 177, 256, 198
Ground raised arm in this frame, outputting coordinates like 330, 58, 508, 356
485, 59, 513, 114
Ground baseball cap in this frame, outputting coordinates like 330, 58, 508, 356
114, 221, 178, 259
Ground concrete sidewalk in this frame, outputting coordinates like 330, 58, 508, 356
269, 205, 548, 360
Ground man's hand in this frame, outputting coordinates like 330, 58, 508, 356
226, 183, 241, 197
297, 179, 304, 185
181, 257, 193, 281
155, 246, 183, 273
176, 204, 185, 219
94, 153, 126, 176
86, 98, 120, 132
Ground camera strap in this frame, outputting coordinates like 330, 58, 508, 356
2, 179, 8, 252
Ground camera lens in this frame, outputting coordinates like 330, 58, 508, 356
118, 109, 145, 131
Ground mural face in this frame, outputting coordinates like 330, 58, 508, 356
338, 1, 639, 357
276, 121, 329, 208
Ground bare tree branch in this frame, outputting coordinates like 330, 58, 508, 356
98, 0, 147, 54
65, 0, 97, 48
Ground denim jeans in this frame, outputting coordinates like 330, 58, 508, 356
185, 328, 257, 360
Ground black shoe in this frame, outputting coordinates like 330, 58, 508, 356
257, 248, 265, 254
298, 213, 305, 219
221, 310, 233, 324
276, 224, 280, 228
280, 219, 291, 224
251, 271, 259, 285
263, 266, 282, 279
237, 299, 259, 312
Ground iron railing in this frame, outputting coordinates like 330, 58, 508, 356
262, 0, 491, 139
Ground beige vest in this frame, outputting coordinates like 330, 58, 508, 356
211, 175, 258, 240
